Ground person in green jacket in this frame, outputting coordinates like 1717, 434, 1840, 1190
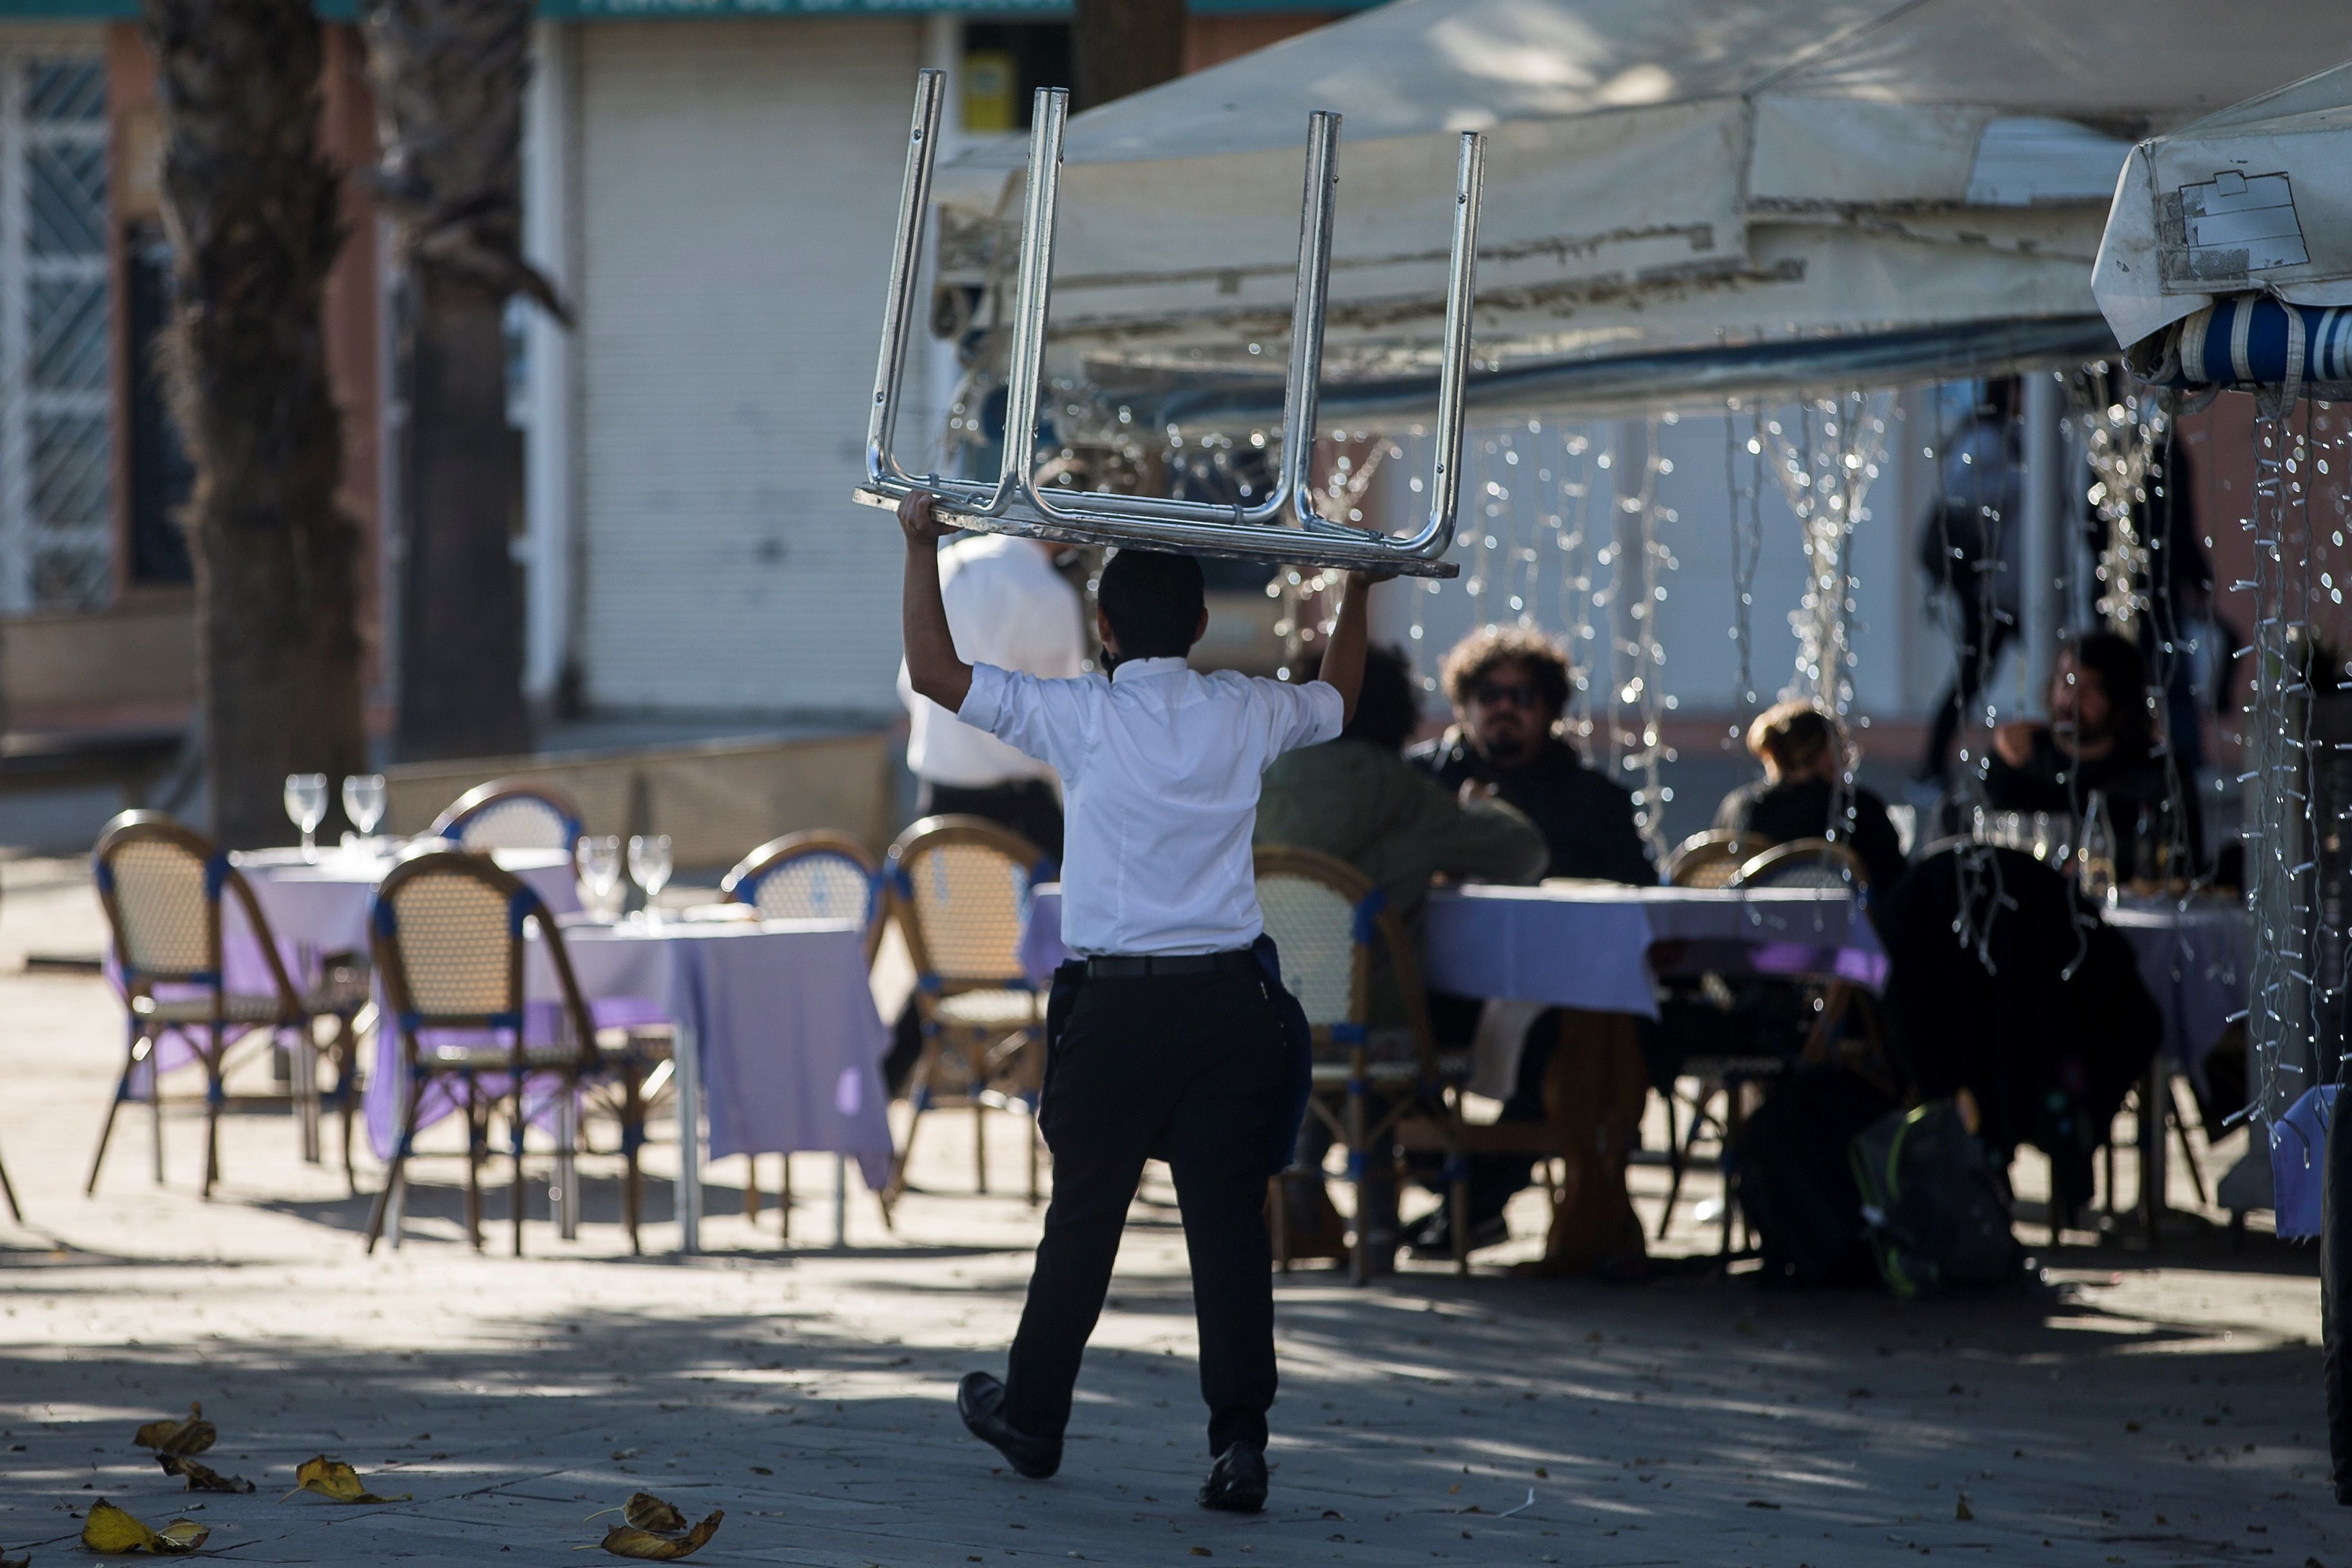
1254, 643, 1548, 1266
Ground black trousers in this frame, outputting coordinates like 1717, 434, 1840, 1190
918, 777, 1065, 864
1005, 968, 1287, 1457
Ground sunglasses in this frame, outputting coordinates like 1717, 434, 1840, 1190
1472, 681, 1544, 710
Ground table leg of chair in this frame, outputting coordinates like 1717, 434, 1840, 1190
973, 1044, 990, 1197
296, 1026, 321, 1166
150, 1052, 165, 1185
464, 1104, 485, 1252
833, 1153, 848, 1248
201, 1057, 222, 1200
0, 1151, 19, 1223
674, 1021, 703, 1256
2169, 1078, 2210, 1207
87, 1045, 134, 1195
780, 1155, 792, 1241
1346, 1054, 1368, 1288
745, 1158, 761, 1221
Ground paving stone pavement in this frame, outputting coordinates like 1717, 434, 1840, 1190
0, 856, 2339, 1566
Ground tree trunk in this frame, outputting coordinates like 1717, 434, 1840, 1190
143, 0, 366, 849
1071, 0, 1187, 113
365, 0, 554, 762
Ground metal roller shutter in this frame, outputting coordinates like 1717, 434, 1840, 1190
577, 19, 921, 716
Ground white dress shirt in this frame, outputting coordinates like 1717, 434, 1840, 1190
958, 656, 1344, 956
898, 534, 1086, 789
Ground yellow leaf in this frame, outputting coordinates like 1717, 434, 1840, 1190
158, 1453, 255, 1493
1955, 1496, 1975, 1522
285, 1455, 411, 1505
79, 1497, 210, 1554
132, 1403, 216, 1457
600, 1511, 723, 1561
622, 1493, 691, 1533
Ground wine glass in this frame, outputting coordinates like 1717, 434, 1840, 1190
341, 774, 386, 845
284, 773, 328, 862
628, 834, 673, 924
575, 835, 622, 921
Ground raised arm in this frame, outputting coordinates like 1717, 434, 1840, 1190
1317, 573, 1383, 725
899, 491, 972, 713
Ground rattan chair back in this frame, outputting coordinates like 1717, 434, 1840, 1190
370, 850, 596, 1066
430, 780, 584, 854
723, 831, 883, 939
1253, 846, 1366, 1038
1734, 837, 1870, 894
93, 811, 299, 1004
1665, 830, 1775, 888
887, 816, 1044, 990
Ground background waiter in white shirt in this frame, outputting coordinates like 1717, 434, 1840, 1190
896, 531, 1085, 860
896, 490, 1375, 1513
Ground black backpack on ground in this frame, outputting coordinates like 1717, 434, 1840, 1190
1737, 1066, 1897, 1288
1849, 1099, 2019, 1297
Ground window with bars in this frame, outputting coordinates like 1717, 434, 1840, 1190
0, 51, 113, 613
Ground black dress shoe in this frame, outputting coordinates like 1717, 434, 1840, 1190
1198, 1438, 1268, 1512
1405, 1207, 1509, 1259
957, 1371, 1060, 1479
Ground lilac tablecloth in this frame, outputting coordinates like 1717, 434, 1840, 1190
2105, 900, 2252, 1082
1420, 883, 1888, 1018
362, 916, 893, 1192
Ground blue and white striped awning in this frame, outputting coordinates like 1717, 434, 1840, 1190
2126, 294, 2352, 396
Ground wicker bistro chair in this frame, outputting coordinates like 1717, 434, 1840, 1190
365, 851, 666, 1255
883, 816, 1050, 1207
429, 780, 584, 855
1655, 837, 1880, 1252
721, 831, 887, 1230
1253, 846, 1479, 1283
1665, 830, 1775, 889
88, 813, 369, 1198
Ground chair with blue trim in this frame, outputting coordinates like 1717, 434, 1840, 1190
1664, 829, 1774, 890
721, 830, 887, 1229
1253, 845, 1472, 1283
882, 815, 1049, 1207
429, 779, 584, 855
87, 811, 370, 1199
723, 831, 885, 953
364, 849, 663, 1255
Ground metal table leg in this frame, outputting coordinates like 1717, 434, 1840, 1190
674, 1020, 702, 1254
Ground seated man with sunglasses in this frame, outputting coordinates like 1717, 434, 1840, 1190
1404, 626, 1656, 1261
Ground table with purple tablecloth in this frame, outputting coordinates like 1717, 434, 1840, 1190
363, 913, 892, 1254
1421, 882, 1888, 1013
2103, 899, 2251, 1083
233, 843, 579, 980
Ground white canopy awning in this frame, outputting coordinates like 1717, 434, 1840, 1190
2094, 59, 2352, 357
936, 0, 2348, 424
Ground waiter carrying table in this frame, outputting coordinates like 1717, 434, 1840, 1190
894, 490, 1376, 1511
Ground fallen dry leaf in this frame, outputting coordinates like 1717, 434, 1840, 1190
598, 1492, 722, 1560
80, 1497, 210, 1554
158, 1454, 255, 1493
284, 1455, 411, 1505
623, 1493, 691, 1533
132, 1404, 215, 1457
1955, 1495, 1975, 1522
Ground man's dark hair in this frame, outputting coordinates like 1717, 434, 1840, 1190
1097, 549, 1206, 661
1438, 624, 1572, 718
1295, 643, 1420, 753
2065, 630, 2154, 752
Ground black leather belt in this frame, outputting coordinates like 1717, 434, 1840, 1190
1083, 950, 1258, 979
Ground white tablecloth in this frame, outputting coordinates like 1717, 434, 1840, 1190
1420, 882, 1889, 1017
2104, 900, 2251, 1081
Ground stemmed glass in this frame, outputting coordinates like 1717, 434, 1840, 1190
628, 834, 673, 925
341, 774, 386, 845
575, 835, 622, 921
284, 773, 328, 862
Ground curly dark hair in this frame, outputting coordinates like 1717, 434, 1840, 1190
1295, 644, 1420, 753
2064, 630, 2155, 753
1438, 625, 1572, 717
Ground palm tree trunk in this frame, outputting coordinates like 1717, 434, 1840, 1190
142, 0, 366, 848
365, 0, 561, 762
